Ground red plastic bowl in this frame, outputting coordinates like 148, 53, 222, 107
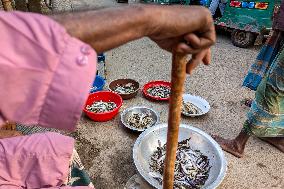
142, 80, 171, 101
83, 91, 123, 122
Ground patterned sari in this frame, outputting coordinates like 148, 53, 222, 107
243, 32, 284, 137
243, 30, 284, 91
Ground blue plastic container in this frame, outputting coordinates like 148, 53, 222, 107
97, 53, 105, 62
90, 75, 105, 93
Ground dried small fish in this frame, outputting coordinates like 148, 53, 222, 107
114, 83, 136, 94
147, 86, 171, 98
86, 100, 117, 113
149, 138, 211, 189
182, 101, 202, 115
126, 112, 154, 129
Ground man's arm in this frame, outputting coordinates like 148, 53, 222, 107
51, 5, 215, 60
52, 5, 149, 54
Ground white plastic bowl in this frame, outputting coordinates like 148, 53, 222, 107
182, 94, 210, 117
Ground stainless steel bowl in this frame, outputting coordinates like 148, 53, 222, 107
133, 123, 227, 189
120, 106, 159, 132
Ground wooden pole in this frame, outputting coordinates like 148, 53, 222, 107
163, 52, 187, 189
1, 0, 13, 11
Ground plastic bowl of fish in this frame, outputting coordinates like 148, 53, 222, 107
120, 106, 159, 132
143, 81, 171, 101
109, 78, 140, 100
84, 91, 123, 122
133, 123, 227, 189
182, 94, 210, 117
90, 75, 105, 93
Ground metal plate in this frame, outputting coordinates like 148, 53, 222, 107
121, 106, 159, 132
133, 123, 227, 189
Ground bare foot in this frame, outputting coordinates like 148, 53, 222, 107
0, 130, 23, 139
212, 135, 245, 158
260, 137, 284, 153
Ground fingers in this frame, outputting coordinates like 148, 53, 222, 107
186, 49, 211, 74
184, 33, 214, 50
202, 48, 211, 65
176, 31, 215, 54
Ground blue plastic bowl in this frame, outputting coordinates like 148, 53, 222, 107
90, 75, 105, 93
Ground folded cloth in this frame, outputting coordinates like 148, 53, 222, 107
0, 132, 74, 188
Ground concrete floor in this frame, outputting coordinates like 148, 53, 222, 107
67, 1, 284, 189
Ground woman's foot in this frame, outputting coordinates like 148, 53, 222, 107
212, 135, 245, 158
260, 137, 284, 153
212, 130, 250, 158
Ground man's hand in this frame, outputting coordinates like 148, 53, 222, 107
147, 6, 215, 74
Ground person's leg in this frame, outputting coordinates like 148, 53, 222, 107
213, 121, 251, 158
216, 33, 284, 158
250, 44, 284, 151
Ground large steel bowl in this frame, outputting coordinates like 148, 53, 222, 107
133, 123, 227, 189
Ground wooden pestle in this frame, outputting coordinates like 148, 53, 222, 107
163, 52, 187, 189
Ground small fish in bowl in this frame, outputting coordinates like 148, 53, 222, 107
181, 94, 210, 117
120, 107, 159, 131
149, 138, 211, 189
126, 111, 154, 130
84, 91, 123, 122
143, 81, 171, 101
182, 101, 203, 115
109, 79, 139, 100
86, 100, 117, 113
147, 86, 171, 99
114, 83, 136, 95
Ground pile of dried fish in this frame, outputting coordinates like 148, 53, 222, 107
86, 100, 117, 113
182, 101, 202, 115
149, 138, 211, 189
126, 112, 154, 129
147, 86, 171, 98
114, 83, 136, 94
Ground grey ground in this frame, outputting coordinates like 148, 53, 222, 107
58, 0, 283, 189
